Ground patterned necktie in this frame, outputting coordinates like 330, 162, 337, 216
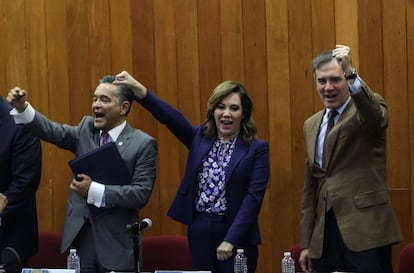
101, 132, 109, 145
322, 109, 338, 167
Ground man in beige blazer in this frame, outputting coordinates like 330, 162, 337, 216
299, 45, 402, 273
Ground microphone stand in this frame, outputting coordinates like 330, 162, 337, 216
126, 222, 140, 273
134, 233, 140, 273
126, 219, 151, 273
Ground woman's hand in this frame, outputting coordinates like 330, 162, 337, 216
114, 71, 148, 99
216, 241, 234, 261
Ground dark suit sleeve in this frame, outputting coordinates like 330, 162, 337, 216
136, 90, 197, 148
3, 125, 42, 215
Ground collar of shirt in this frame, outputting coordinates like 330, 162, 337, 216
323, 96, 351, 123
100, 121, 126, 142
316, 97, 352, 166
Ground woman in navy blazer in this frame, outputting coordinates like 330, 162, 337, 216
114, 71, 270, 273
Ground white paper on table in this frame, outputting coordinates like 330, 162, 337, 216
21, 269, 76, 273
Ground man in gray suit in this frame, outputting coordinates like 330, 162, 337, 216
299, 45, 402, 273
7, 75, 157, 273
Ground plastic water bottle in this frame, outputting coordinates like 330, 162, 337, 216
281, 251, 295, 273
234, 248, 247, 273
67, 248, 81, 273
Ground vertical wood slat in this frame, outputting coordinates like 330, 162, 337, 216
382, 0, 409, 188
241, 1, 270, 270
129, 0, 160, 234
242, 0, 268, 137
310, 0, 335, 57
0, 0, 5, 93
130, 0, 157, 94
88, 0, 111, 87
66, 0, 91, 123
107, 0, 134, 204
407, 0, 414, 241
174, 0, 201, 235
0, 1, 413, 272
335, 0, 359, 69
25, 0, 48, 110
382, 0, 410, 268
197, 0, 222, 115
44, 0, 72, 231
287, 4, 314, 267
153, 0, 182, 234
309, 0, 335, 113
5, 0, 27, 88
24, 0, 53, 231
358, 0, 384, 95
175, 0, 201, 124
109, 0, 133, 73
109, 0, 133, 74
265, 0, 292, 269
129, 0, 157, 138
220, 0, 244, 82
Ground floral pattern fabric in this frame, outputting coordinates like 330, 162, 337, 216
195, 137, 237, 215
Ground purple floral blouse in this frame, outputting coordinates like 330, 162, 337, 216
195, 137, 237, 215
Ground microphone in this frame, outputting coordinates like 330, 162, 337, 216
0, 247, 22, 273
126, 217, 152, 231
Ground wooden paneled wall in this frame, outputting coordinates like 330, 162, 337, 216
0, 0, 413, 272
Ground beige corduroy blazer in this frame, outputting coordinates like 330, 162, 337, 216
300, 82, 403, 259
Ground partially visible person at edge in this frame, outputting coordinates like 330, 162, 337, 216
113, 71, 270, 273
299, 44, 403, 273
0, 94, 42, 266
7, 76, 157, 273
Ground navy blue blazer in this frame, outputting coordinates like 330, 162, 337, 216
137, 91, 270, 246
0, 97, 41, 261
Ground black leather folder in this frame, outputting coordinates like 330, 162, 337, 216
68, 142, 132, 185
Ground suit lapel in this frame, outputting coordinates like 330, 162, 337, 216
188, 135, 247, 184
113, 124, 133, 153
194, 137, 216, 166
309, 111, 324, 164
93, 130, 101, 147
324, 101, 354, 167
226, 135, 248, 181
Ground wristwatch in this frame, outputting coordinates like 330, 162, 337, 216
344, 68, 358, 80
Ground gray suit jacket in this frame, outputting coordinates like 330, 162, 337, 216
301, 82, 402, 259
27, 112, 157, 270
